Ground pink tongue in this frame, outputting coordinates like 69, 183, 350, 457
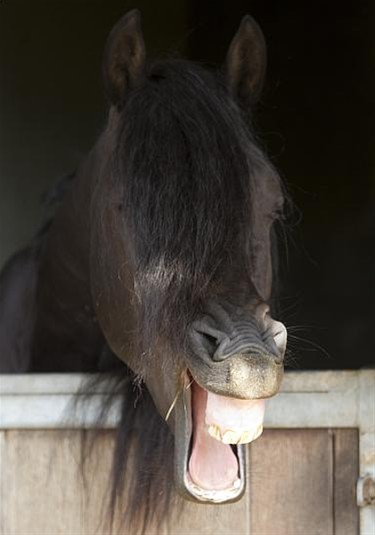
188, 383, 238, 490
188, 382, 266, 491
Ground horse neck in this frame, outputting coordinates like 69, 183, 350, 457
31, 136, 110, 371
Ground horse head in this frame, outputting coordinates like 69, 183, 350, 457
90, 9, 287, 508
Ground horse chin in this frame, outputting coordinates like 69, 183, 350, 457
173, 369, 266, 504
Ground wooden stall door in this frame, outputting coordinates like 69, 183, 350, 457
250, 429, 359, 535
0, 429, 359, 535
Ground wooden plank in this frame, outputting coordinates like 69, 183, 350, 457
0, 429, 248, 535
359, 370, 375, 535
78, 430, 169, 535
166, 490, 249, 535
2, 430, 83, 535
280, 371, 359, 393
3, 371, 374, 432
4, 371, 374, 431
0, 393, 121, 429
0, 374, 88, 394
0, 388, 361, 431
0, 370, 361, 395
333, 429, 359, 535
249, 429, 334, 535
79, 430, 115, 535
0, 428, 361, 535
81, 431, 249, 535
0, 431, 5, 535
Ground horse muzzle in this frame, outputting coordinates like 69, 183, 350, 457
187, 299, 287, 399
171, 298, 287, 505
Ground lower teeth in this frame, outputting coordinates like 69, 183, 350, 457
207, 424, 263, 444
186, 473, 241, 501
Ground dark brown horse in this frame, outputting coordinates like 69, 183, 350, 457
0, 9, 288, 531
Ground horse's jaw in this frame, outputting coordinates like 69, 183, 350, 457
173, 370, 266, 504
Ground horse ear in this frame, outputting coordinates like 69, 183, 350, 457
103, 9, 146, 106
225, 15, 267, 107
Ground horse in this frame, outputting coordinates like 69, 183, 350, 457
0, 9, 288, 532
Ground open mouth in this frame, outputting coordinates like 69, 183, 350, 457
175, 371, 265, 504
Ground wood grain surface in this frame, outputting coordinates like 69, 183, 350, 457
0, 429, 359, 535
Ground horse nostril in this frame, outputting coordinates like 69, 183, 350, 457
261, 304, 270, 321
199, 332, 219, 355
191, 321, 229, 359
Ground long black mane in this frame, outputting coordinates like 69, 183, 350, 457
114, 59, 279, 368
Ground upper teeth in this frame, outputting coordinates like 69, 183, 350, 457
207, 424, 263, 444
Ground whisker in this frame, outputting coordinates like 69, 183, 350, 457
287, 324, 326, 331
287, 334, 331, 360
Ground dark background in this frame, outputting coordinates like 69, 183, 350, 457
0, 0, 373, 369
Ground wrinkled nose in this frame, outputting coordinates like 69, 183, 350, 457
190, 300, 287, 363
188, 300, 286, 399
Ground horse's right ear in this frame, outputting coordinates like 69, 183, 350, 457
103, 9, 146, 106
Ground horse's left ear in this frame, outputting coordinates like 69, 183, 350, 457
103, 9, 146, 107
225, 15, 267, 107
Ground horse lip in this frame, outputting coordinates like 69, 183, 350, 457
173, 370, 247, 504
186, 354, 284, 400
